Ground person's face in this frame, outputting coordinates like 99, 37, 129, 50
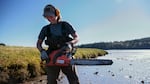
45, 15, 57, 24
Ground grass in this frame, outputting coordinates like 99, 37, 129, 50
74, 48, 108, 59
0, 45, 108, 83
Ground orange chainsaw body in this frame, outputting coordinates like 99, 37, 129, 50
46, 49, 71, 66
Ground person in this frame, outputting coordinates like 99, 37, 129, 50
36, 4, 80, 84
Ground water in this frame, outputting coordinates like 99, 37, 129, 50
59, 50, 150, 84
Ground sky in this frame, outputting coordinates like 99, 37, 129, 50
0, 0, 150, 47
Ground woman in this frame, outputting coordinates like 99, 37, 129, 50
36, 4, 80, 84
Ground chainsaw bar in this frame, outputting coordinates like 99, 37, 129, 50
70, 59, 113, 65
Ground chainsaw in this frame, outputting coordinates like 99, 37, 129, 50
46, 44, 113, 66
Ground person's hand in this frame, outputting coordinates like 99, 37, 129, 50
65, 42, 73, 51
40, 49, 49, 60
64, 42, 73, 57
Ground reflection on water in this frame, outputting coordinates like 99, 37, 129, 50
60, 50, 150, 84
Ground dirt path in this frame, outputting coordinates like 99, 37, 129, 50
20, 75, 47, 84
21, 73, 67, 84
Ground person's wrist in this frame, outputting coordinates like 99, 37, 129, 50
66, 42, 73, 45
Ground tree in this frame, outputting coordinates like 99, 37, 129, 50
0, 43, 6, 46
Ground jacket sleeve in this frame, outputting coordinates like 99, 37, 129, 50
38, 26, 48, 41
62, 21, 76, 35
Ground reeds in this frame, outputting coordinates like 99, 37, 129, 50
0, 46, 107, 83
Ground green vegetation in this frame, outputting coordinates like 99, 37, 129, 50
74, 48, 107, 59
0, 46, 107, 83
0, 46, 41, 83
79, 37, 150, 49
0, 43, 6, 46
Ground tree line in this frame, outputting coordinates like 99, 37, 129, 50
0, 43, 6, 46
79, 37, 150, 50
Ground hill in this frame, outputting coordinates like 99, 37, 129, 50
79, 37, 150, 49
